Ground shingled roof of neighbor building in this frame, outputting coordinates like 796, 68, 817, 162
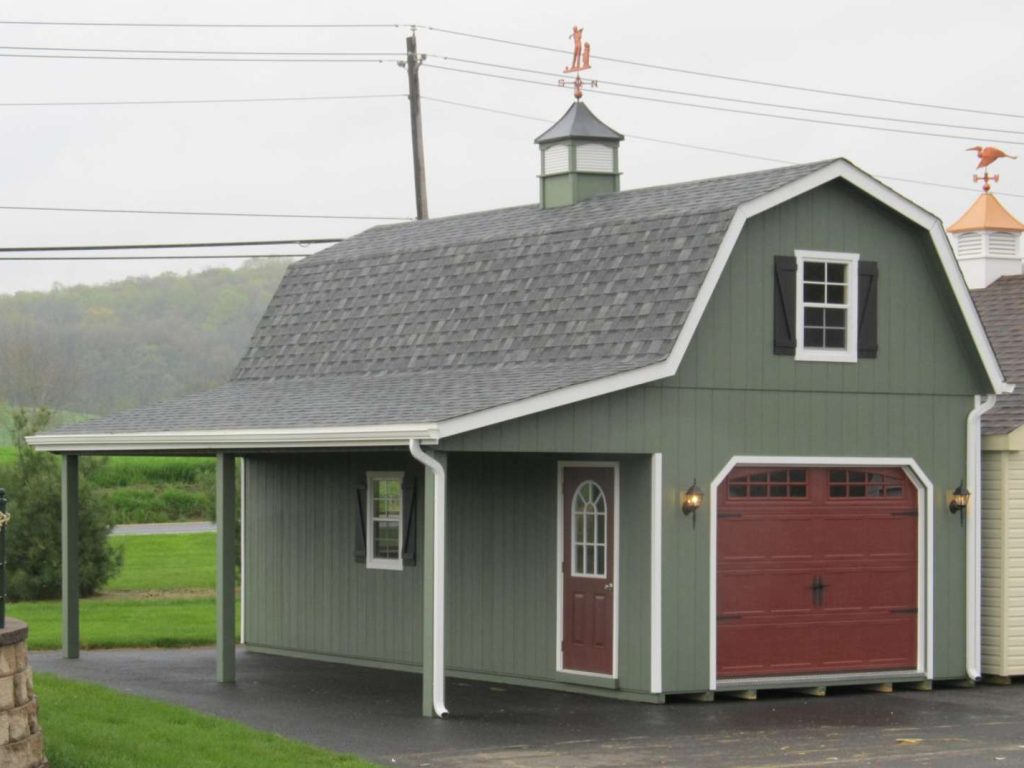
973, 274, 1024, 435
40, 158, 864, 439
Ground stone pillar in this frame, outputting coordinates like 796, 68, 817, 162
0, 619, 47, 767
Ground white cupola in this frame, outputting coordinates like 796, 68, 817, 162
948, 191, 1024, 290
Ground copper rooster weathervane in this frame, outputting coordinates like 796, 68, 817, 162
967, 146, 1018, 192
559, 25, 597, 100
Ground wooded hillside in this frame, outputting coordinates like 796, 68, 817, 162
0, 258, 292, 415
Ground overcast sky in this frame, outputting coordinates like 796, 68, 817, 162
0, 0, 1021, 294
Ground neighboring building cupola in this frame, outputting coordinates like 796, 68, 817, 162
949, 146, 1024, 289
535, 101, 623, 209
535, 27, 623, 209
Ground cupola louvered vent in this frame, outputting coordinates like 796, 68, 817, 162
989, 231, 1020, 258
957, 232, 983, 258
543, 144, 570, 176
576, 143, 615, 173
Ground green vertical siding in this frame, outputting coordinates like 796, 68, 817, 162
444, 453, 650, 692
244, 452, 424, 666
441, 180, 992, 692
245, 451, 652, 694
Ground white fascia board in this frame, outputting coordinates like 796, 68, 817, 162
26, 424, 440, 453
438, 159, 1010, 440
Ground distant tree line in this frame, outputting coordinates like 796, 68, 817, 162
0, 258, 291, 415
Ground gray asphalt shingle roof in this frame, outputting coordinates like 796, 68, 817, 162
973, 274, 1024, 435
48, 159, 835, 437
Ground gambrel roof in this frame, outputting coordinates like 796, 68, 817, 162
973, 275, 1024, 435
32, 158, 1008, 452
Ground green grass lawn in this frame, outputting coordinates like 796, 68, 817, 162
37, 674, 377, 768
9, 596, 238, 650
107, 532, 216, 592
9, 532, 229, 650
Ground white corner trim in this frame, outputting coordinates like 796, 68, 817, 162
708, 455, 935, 692
966, 394, 998, 680
27, 424, 441, 452
650, 453, 663, 695
435, 159, 1009, 440
408, 440, 448, 718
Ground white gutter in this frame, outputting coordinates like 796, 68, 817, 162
966, 393, 997, 680
408, 439, 448, 718
27, 424, 440, 453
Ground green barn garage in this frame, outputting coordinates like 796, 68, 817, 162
34, 103, 1010, 716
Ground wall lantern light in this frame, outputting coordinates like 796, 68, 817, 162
949, 481, 970, 526
681, 479, 704, 526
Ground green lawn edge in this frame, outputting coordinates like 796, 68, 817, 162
36, 673, 379, 768
10, 597, 239, 650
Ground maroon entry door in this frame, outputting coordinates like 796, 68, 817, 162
717, 467, 918, 680
562, 466, 615, 675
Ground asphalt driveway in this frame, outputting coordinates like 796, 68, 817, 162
33, 649, 1024, 767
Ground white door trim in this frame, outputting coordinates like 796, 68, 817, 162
556, 460, 620, 680
708, 455, 934, 691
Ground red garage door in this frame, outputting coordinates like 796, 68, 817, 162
717, 466, 918, 680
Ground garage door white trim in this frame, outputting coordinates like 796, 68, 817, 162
708, 455, 934, 692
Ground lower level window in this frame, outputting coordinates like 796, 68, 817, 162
367, 471, 404, 570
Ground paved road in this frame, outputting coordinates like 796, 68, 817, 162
32, 648, 1024, 767
110, 521, 216, 536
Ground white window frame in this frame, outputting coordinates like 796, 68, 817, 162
794, 249, 859, 363
569, 479, 609, 579
366, 471, 405, 571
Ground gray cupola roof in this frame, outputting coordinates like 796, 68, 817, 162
534, 101, 624, 145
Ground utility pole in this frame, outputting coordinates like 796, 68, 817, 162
404, 31, 429, 220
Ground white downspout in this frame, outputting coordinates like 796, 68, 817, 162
408, 439, 448, 718
966, 393, 997, 680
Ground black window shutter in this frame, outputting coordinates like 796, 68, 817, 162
773, 255, 798, 355
354, 485, 367, 563
402, 479, 418, 566
857, 261, 879, 359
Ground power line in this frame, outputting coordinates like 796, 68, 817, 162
0, 237, 343, 253
423, 26, 1024, 121
419, 96, 794, 165
0, 52, 404, 64
0, 93, 405, 108
0, 204, 411, 220
0, 44, 403, 56
424, 94, 1024, 199
432, 55, 1024, 138
0, 20, 407, 28
6, 254, 302, 262
422, 63, 1023, 146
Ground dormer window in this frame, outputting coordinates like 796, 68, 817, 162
773, 250, 877, 362
795, 251, 858, 362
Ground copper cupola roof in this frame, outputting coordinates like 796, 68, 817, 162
947, 192, 1024, 233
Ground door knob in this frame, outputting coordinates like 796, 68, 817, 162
604, 582, 614, 592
